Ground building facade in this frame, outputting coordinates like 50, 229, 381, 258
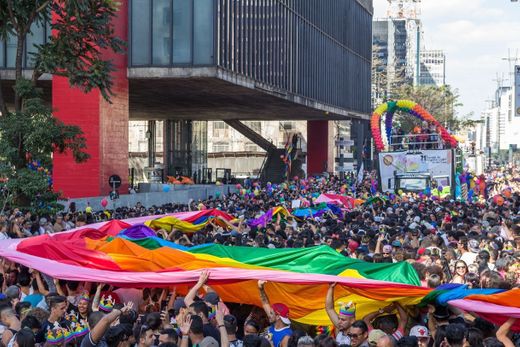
419, 50, 445, 86
1, 0, 374, 197
373, 17, 421, 97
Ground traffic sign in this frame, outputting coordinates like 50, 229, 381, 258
108, 175, 122, 189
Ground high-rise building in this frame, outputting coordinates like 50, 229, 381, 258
372, 17, 421, 99
419, 50, 446, 86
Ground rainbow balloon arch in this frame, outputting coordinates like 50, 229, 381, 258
370, 100, 458, 152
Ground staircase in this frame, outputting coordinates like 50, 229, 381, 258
224, 120, 286, 183
224, 120, 275, 152
259, 148, 287, 183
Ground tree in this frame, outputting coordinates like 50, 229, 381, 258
0, 0, 124, 212
391, 84, 470, 133
371, 44, 408, 108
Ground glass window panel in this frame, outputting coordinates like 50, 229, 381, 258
172, 0, 192, 64
0, 40, 4, 67
193, 0, 214, 65
131, 0, 151, 66
26, 20, 45, 68
152, 0, 172, 65
6, 34, 17, 68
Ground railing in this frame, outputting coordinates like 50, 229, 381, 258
388, 133, 444, 151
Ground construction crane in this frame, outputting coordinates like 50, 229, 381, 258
386, 0, 421, 19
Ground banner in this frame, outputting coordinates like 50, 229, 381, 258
516, 65, 520, 117
378, 150, 453, 192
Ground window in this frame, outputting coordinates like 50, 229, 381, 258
131, 0, 151, 65
245, 121, 262, 133
245, 143, 260, 152
281, 121, 295, 130
212, 142, 230, 152
212, 121, 229, 137
153, 0, 172, 65
172, 0, 192, 63
25, 21, 45, 68
6, 33, 17, 68
193, 0, 214, 64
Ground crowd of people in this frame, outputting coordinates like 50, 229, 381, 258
390, 122, 441, 151
0, 166, 518, 347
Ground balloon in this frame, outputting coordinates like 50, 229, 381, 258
215, 191, 221, 198
162, 184, 170, 192
235, 184, 242, 189
215, 181, 222, 186
397, 189, 403, 196
101, 198, 108, 208
503, 189, 512, 198
86, 206, 92, 214
437, 185, 443, 192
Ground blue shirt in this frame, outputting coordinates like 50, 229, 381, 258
268, 325, 292, 347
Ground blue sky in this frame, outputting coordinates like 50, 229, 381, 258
373, 0, 520, 119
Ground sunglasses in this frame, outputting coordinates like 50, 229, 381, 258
347, 333, 361, 338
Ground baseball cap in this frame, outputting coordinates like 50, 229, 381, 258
173, 297, 187, 313
391, 240, 402, 248
199, 336, 219, 347
272, 303, 291, 325
468, 239, 480, 253
368, 329, 387, 345
204, 292, 220, 306
410, 325, 429, 338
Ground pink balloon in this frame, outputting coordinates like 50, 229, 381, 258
101, 198, 108, 208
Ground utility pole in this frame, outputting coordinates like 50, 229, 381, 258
502, 49, 519, 88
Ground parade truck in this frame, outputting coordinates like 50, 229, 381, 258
370, 100, 462, 195
378, 148, 460, 194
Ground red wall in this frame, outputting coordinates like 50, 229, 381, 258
52, 1, 129, 199
307, 120, 330, 175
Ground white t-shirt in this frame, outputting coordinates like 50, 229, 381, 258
460, 251, 477, 266
336, 331, 351, 346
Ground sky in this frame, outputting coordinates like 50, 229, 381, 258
373, 0, 520, 119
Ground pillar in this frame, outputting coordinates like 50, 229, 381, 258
307, 120, 334, 176
52, 2, 129, 199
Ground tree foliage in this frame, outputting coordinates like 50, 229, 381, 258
0, 0, 124, 211
391, 84, 471, 132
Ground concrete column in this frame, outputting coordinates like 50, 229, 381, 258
52, 2, 129, 198
307, 120, 333, 176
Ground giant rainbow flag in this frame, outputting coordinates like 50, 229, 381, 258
0, 210, 518, 329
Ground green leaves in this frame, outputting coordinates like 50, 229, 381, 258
32, 0, 125, 101
392, 85, 467, 132
0, 79, 90, 208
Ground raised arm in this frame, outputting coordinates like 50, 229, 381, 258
184, 270, 209, 307
32, 270, 49, 296
91, 283, 103, 312
257, 280, 275, 323
325, 283, 340, 328
395, 302, 408, 332
215, 303, 230, 347
90, 302, 134, 344
496, 318, 516, 347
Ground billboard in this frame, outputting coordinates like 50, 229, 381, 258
514, 65, 520, 117
378, 150, 453, 192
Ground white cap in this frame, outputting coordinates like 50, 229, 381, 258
410, 325, 429, 338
